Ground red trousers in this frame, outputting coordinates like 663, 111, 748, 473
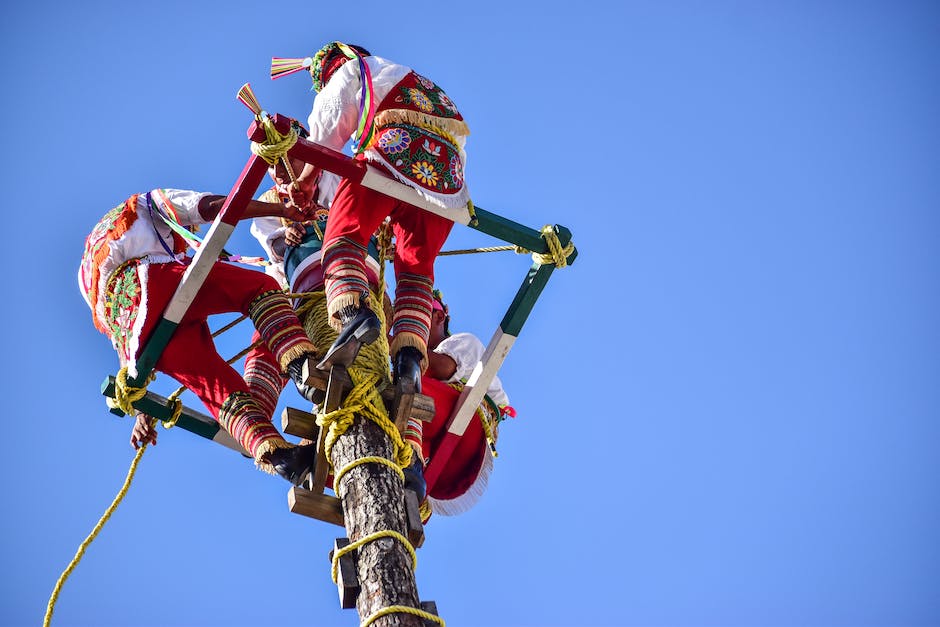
139, 262, 283, 419
324, 173, 453, 288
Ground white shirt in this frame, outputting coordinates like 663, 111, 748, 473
434, 333, 510, 408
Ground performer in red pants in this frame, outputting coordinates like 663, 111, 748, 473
276, 41, 471, 409
80, 188, 320, 484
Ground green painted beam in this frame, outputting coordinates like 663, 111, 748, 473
101, 375, 243, 452
129, 320, 179, 388
497, 225, 577, 337
470, 207, 578, 265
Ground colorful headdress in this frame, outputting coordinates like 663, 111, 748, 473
271, 42, 375, 154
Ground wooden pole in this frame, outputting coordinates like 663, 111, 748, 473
330, 414, 424, 627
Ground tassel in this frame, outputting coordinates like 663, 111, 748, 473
236, 82, 264, 118
271, 57, 312, 80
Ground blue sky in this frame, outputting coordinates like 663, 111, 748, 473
2, 1, 939, 626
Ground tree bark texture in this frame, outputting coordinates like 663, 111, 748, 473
332, 415, 423, 627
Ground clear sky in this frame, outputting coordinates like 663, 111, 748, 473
2, 1, 938, 626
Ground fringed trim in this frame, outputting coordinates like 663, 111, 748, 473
326, 292, 366, 331
254, 438, 294, 475
427, 453, 493, 517
373, 110, 470, 139
390, 332, 428, 372
277, 342, 317, 373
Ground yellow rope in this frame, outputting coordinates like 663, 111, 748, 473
333, 455, 404, 489
162, 387, 185, 429
362, 605, 445, 627
419, 499, 432, 522
317, 366, 413, 471
331, 529, 416, 584
250, 117, 298, 165
532, 225, 575, 268
438, 245, 526, 256
435, 225, 573, 268
112, 367, 154, 416
43, 418, 157, 627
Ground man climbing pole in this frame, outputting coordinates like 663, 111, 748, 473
275, 41, 472, 421
248, 140, 426, 496
79, 188, 321, 484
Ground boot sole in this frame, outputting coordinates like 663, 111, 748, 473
316, 319, 382, 371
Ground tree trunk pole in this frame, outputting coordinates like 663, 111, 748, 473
331, 415, 423, 627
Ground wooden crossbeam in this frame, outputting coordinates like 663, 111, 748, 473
100, 376, 248, 456
288, 487, 344, 526
332, 538, 360, 609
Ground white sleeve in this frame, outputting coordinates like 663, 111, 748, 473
434, 333, 484, 383
152, 189, 211, 226
250, 217, 288, 262
307, 62, 364, 152
317, 171, 340, 207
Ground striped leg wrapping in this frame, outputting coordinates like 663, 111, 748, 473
247, 289, 317, 371
322, 237, 370, 329
390, 273, 432, 370
218, 391, 289, 469
403, 415, 424, 462
244, 352, 285, 420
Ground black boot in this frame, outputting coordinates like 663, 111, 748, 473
403, 456, 427, 502
316, 303, 382, 371
265, 442, 318, 486
286, 354, 323, 404
393, 346, 423, 397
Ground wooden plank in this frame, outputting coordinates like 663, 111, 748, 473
287, 487, 345, 527
303, 359, 436, 422
420, 601, 439, 626
281, 406, 318, 440
391, 390, 415, 435
403, 489, 425, 549
333, 538, 360, 609
310, 365, 348, 494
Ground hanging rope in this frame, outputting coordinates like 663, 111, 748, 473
43, 417, 158, 627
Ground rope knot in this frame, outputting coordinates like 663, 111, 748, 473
112, 367, 154, 415
531, 225, 574, 268
250, 117, 298, 165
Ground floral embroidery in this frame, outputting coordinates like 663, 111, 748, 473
437, 91, 457, 114
80, 204, 122, 295
421, 139, 441, 157
103, 261, 143, 363
377, 127, 412, 154
373, 123, 463, 195
411, 161, 439, 187
415, 73, 435, 90
449, 156, 464, 187
405, 87, 434, 113
385, 72, 465, 124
